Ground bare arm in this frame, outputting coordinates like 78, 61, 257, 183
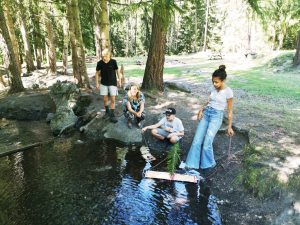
197, 96, 210, 120
95, 70, 101, 89
136, 102, 145, 117
142, 122, 161, 132
116, 69, 121, 87
227, 98, 234, 136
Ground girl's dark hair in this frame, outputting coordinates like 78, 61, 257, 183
212, 65, 227, 81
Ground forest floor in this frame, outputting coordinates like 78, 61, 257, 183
1, 51, 300, 224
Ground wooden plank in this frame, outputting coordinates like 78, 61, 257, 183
145, 170, 198, 183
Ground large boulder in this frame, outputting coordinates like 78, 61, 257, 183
49, 81, 80, 135
0, 91, 55, 120
50, 106, 78, 136
83, 114, 143, 145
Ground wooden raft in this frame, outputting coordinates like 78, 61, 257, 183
145, 170, 198, 183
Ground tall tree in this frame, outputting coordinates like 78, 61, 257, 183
142, 0, 178, 91
67, 0, 90, 88
3, 1, 21, 72
100, 0, 111, 51
293, 30, 300, 66
42, 1, 57, 74
202, 0, 209, 52
62, 18, 69, 75
0, 2, 24, 93
30, 0, 43, 69
18, 0, 36, 72
94, 1, 102, 60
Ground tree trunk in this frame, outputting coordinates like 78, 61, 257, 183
31, 0, 43, 69
67, 0, 90, 88
94, 2, 101, 60
3, 3, 21, 72
142, 10, 166, 91
100, 0, 111, 51
0, 5, 24, 93
62, 18, 69, 75
293, 30, 300, 66
202, 0, 209, 52
67, 5, 81, 85
43, 2, 56, 75
18, 0, 35, 73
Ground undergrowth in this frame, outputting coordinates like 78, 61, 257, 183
236, 144, 282, 199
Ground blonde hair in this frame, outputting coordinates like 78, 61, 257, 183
101, 48, 111, 57
127, 84, 140, 101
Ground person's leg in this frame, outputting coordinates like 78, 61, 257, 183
151, 128, 167, 141
108, 86, 118, 123
185, 116, 209, 169
200, 111, 223, 169
100, 84, 110, 118
169, 135, 180, 144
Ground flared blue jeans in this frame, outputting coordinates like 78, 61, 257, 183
186, 106, 224, 169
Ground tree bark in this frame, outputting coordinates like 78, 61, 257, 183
43, 2, 57, 75
202, 0, 209, 52
0, 4, 24, 93
31, 0, 43, 69
63, 18, 69, 75
67, 0, 90, 88
18, 0, 35, 72
100, 0, 111, 51
94, 2, 101, 60
142, 9, 167, 91
3, 3, 21, 72
68, 8, 81, 85
293, 30, 300, 66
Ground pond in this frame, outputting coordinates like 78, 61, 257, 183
0, 136, 222, 225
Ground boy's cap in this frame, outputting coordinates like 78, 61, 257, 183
164, 108, 176, 115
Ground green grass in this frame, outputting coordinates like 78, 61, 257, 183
229, 67, 300, 100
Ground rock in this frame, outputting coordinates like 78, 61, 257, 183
0, 91, 55, 120
49, 81, 80, 135
50, 106, 77, 136
164, 81, 191, 93
49, 81, 80, 108
84, 114, 143, 145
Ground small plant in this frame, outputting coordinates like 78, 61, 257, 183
166, 143, 181, 175
237, 144, 282, 198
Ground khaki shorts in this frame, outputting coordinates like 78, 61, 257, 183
100, 84, 118, 96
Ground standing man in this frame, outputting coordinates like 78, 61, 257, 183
142, 108, 184, 144
95, 49, 121, 123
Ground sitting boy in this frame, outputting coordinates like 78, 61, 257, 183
142, 108, 184, 144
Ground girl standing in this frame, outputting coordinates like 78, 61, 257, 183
185, 65, 234, 171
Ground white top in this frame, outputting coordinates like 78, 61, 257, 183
207, 86, 233, 110
158, 117, 184, 132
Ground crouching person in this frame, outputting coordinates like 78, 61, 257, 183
142, 108, 184, 144
122, 84, 145, 128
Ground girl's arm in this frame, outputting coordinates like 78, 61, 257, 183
227, 98, 234, 136
197, 96, 210, 120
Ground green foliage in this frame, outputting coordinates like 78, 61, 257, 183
171, 0, 205, 54
236, 145, 281, 198
166, 143, 181, 175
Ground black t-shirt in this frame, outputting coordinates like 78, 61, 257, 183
96, 59, 118, 86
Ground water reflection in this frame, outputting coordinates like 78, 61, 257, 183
0, 138, 222, 225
